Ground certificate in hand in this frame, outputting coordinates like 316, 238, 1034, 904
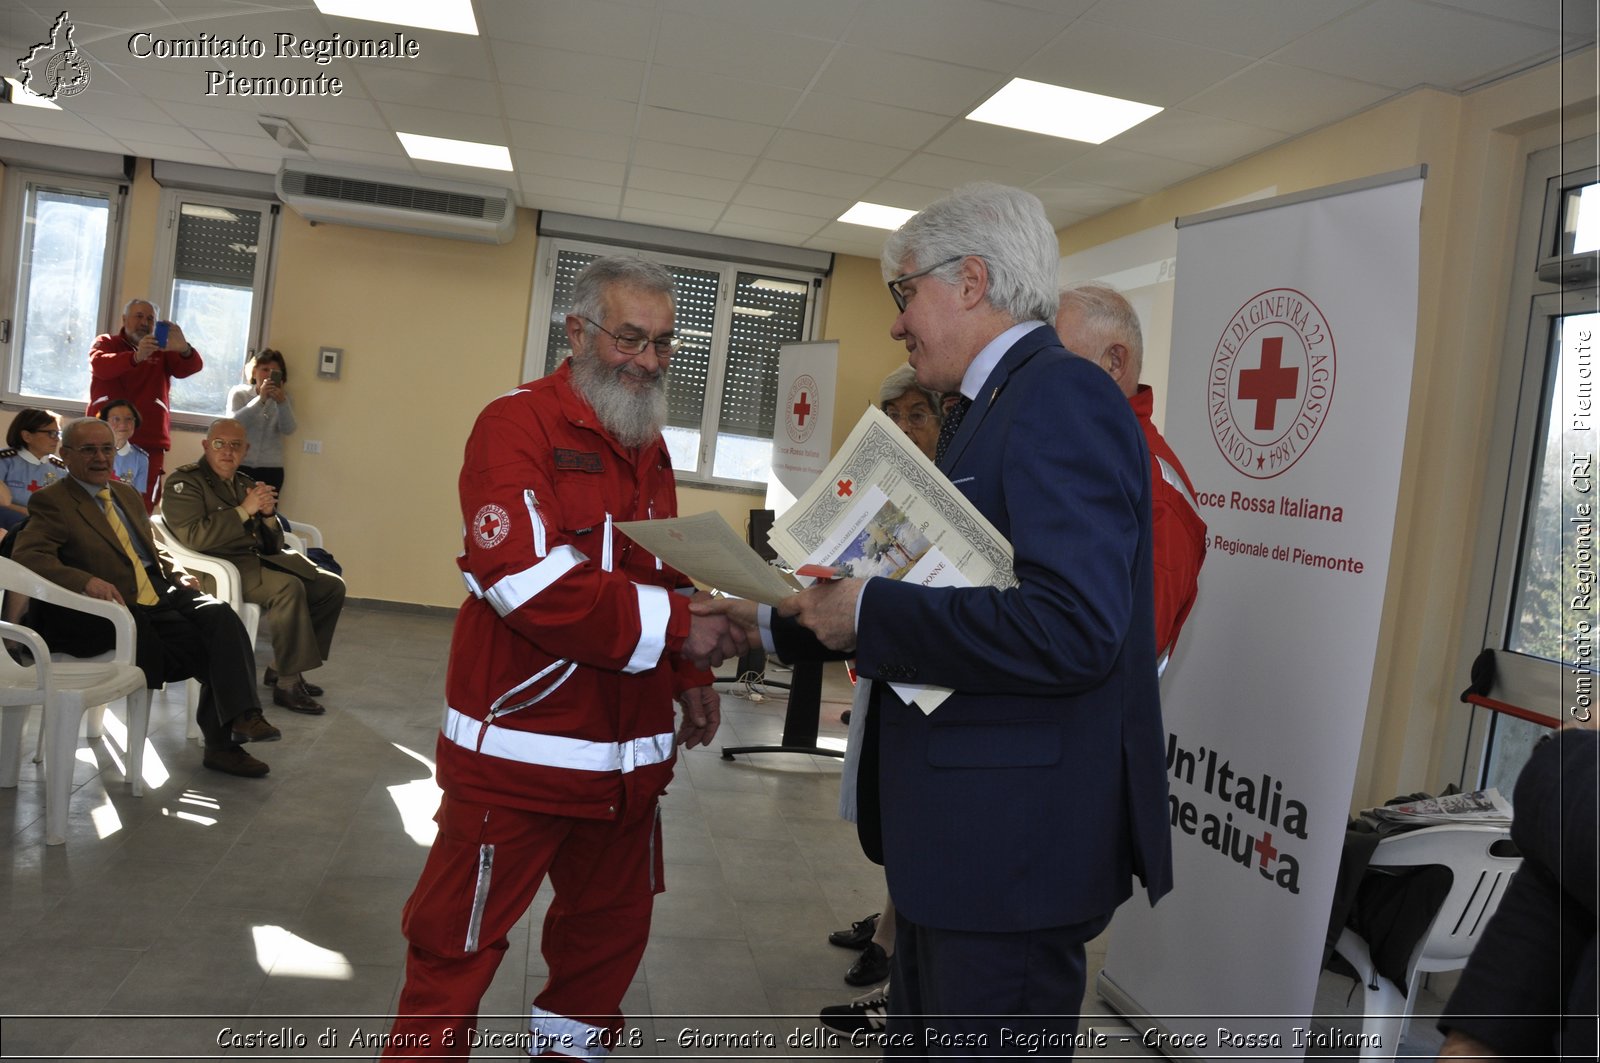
768, 405, 1016, 713
613, 511, 802, 606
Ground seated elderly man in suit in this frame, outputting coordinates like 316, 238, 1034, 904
161, 418, 344, 716
14, 417, 278, 777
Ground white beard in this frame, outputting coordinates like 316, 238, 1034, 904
570, 343, 669, 449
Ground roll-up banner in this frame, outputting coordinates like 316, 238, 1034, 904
766, 340, 839, 514
1097, 168, 1426, 1059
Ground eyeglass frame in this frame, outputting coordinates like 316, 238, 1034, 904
883, 406, 937, 429
887, 255, 969, 312
68, 443, 117, 456
26, 427, 62, 438
207, 438, 248, 452
582, 317, 681, 357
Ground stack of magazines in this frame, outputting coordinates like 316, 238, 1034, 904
1365, 789, 1512, 827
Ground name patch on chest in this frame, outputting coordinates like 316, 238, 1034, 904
553, 449, 604, 473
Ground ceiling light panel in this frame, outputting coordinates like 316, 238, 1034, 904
967, 78, 1161, 145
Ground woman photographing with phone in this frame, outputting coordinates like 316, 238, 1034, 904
227, 349, 298, 493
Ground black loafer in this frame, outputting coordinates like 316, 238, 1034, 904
263, 668, 324, 697
272, 684, 325, 715
845, 942, 891, 986
828, 912, 879, 950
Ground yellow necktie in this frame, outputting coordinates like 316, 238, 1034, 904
97, 488, 160, 606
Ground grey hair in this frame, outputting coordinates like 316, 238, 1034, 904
878, 364, 941, 414
881, 183, 1059, 324
569, 255, 675, 329
62, 416, 112, 449
123, 297, 157, 315
1058, 282, 1144, 377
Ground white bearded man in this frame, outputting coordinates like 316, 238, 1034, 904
385, 255, 743, 1057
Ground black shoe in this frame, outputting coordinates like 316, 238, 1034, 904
845, 942, 890, 986
827, 912, 879, 950
264, 667, 324, 697
273, 684, 325, 715
819, 985, 889, 1036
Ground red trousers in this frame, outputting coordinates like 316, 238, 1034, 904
384, 792, 663, 1059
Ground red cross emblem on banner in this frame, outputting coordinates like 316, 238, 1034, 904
836, 479, 853, 497
1253, 831, 1279, 870
792, 392, 812, 426
1237, 337, 1299, 431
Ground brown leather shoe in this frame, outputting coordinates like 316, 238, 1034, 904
229, 711, 282, 744
203, 747, 270, 777
273, 684, 325, 715
263, 668, 324, 697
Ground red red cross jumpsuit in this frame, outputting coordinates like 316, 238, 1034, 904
1131, 384, 1208, 663
386, 362, 711, 1059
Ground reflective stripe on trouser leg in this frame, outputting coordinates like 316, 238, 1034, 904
532, 803, 663, 1051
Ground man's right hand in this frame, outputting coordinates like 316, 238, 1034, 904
681, 610, 745, 670
689, 596, 759, 643
82, 576, 125, 605
241, 482, 277, 517
133, 335, 159, 363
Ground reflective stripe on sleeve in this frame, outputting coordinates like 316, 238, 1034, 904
1154, 454, 1201, 513
524, 489, 546, 558
601, 512, 614, 572
529, 1007, 610, 1060
442, 706, 673, 773
461, 570, 483, 597
481, 545, 586, 617
623, 584, 670, 674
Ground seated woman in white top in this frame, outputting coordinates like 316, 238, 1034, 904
97, 398, 150, 500
226, 348, 297, 493
0, 408, 66, 533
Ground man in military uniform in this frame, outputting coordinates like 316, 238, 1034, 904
161, 418, 344, 715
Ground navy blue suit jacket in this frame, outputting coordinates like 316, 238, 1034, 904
781, 325, 1171, 934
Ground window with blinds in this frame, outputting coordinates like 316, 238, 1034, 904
531, 241, 817, 487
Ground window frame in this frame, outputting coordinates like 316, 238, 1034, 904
0, 167, 128, 407
147, 185, 281, 430
1455, 134, 1599, 789
522, 235, 820, 491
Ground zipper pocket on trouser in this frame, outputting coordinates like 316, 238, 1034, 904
465, 839, 494, 952
648, 804, 664, 895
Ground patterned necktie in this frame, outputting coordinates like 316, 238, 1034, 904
935, 395, 973, 463
97, 488, 160, 606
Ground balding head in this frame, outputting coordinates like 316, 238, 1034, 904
1056, 283, 1144, 398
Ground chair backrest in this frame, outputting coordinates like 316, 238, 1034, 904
149, 513, 246, 610
1368, 823, 1520, 973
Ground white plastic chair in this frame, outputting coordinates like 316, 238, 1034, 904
282, 518, 322, 554
1332, 823, 1521, 1058
0, 558, 151, 845
149, 514, 262, 740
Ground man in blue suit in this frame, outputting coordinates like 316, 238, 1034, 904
700, 183, 1170, 1054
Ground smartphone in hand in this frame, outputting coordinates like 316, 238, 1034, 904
153, 321, 170, 347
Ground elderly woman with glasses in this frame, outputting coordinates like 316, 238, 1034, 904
0, 408, 67, 532
879, 363, 943, 460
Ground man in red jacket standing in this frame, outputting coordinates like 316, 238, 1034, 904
86, 298, 202, 511
385, 256, 741, 1058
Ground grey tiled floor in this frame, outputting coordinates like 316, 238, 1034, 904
0, 605, 1453, 1060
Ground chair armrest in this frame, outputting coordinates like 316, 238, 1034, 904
284, 519, 322, 551
0, 619, 51, 679
0, 558, 138, 666
150, 516, 246, 611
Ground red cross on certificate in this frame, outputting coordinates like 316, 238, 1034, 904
836, 479, 853, 497
1253, 831, 1279, 870
667, 529, 685, 542
793, 392, 812, 425
1237, 337, 1299, 431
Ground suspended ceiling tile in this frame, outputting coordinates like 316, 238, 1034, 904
619, 206, 727, 232
1019, 20, 1255, 107
659, 0, 862, 41
645, 67, 803, 128
87, 114, 209, 147
719, 203, 828, 236
356, 65, 503, 115
305, 145, 415, 170
746, 159, 878, 200
713, 220, 822, 246
860, 178, 958, 211
889, 151, 1047, 191
631, 139, 758, 182
1428, 0, 1597, 36
1038, 145, 1209, 195
513, 149, 626, 186
1182, 60, 1393, 134
219, 152, 282, 174
509, 120, 632, 164
765, 129, 911, 178
152, 101, 265, 136
849, 0, 1086, 71
519, 173, 623, 207
500, 87, 639, 137
1079, 0, 1368, 57
1106, 108, 1282, 168
733, 183, 855, 219
654, 16, 836, 89
410, 158, 522, 184
922, 121, 1095, 173
491, 40, 644, 101
623, 187, 727, 220
289, 116, 405, 154
784, 93, 953, 152
822, 46, 1010, 117
526, 195, 622, 220
1273, 0, 1564, 90
195, 129, 288, 158
636, 107, 776, 156
117, 140, 229, 166
626, 166, 744, 202
375, 103, 510, 145
1027, 181, 1142, 215
478, 0, 654, 58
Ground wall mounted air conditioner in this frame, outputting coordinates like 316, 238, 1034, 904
275, 161, 516, 244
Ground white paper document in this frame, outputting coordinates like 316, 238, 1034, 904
613, 511, 802, 606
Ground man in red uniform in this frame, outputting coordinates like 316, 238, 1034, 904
386, 256, 741, 1058
86, 298, 202, 511
1058, 283, 1207, 666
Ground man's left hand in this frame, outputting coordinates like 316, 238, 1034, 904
174, 571, 200, 590
776, 577, 864, 652
167, 322, 192, 354
676, 685, 721, 748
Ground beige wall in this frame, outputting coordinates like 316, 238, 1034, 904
1056, 52, 1598, 807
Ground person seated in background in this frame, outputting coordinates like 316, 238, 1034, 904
97, 399, 150, 499
161, 418, 344, 716
14, 417, 278, 778
226, 349, 297, 494
879, 364, 942, 461
0, 408, 66, 534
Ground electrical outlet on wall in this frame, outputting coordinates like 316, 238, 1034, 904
303, 440, 322, 454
